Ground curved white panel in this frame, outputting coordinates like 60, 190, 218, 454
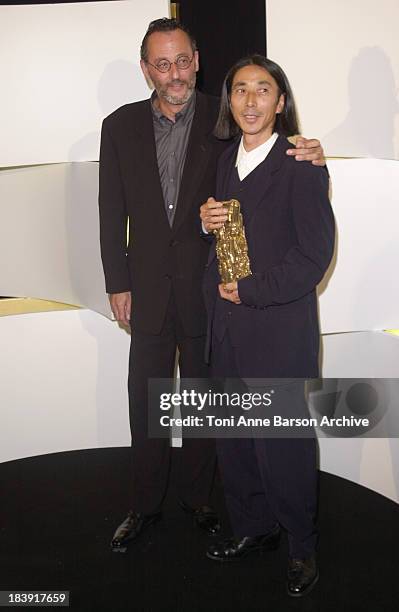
0, 310, 130, 463
0, 311, 397, 503
319, 159, 399, 333
322, 330, 399, 378
318, 331, 399, 502
0, 163, 112, 317
2, 158, 398, 329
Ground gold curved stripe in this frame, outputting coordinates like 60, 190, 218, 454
0, 298, 80, 317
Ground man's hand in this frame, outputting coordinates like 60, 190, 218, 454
200, 197, 228, 233
286, 136, 326, 166
109, 291, 131, 327
219, 282, 241, 304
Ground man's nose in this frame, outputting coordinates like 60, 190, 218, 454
246, 92, 256, 106
170, 62, 180, 80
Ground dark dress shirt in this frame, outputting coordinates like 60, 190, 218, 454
151, 91, 196, 226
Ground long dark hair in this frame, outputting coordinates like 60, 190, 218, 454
214, 54, 300, 139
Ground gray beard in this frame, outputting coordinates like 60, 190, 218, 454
158, 76, 196, 106
161, 87, 194, 105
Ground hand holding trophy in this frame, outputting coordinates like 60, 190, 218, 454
214, 199, 252, 284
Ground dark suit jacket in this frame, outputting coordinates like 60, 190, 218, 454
98, 91, 228, 336
203, 135, 335, 378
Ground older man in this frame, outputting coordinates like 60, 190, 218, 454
98, 17, 325, 552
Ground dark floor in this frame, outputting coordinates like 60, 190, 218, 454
0, 448, 398, 612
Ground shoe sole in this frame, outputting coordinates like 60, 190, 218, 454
206, 540, 279, 562
286, 570, 319, 597
110, 515, 162, 553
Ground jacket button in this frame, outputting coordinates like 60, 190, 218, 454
165, 274, 171, 279
170, 240, 179, 247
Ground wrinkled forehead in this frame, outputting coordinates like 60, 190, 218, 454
146, 30, 193, 61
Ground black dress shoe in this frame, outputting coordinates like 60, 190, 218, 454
179, 500, 221, 536
206, 526, 281, 562
287, 555, 319, 597
111, 510, 162, 553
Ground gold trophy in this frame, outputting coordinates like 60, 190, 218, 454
214, 199, 252, 284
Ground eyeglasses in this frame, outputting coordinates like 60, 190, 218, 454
146, 55, 194, 73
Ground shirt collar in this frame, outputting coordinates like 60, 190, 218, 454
151, 90, 196, 126
236, 132, 279, 168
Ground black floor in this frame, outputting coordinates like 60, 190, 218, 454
0, 448, 398, 612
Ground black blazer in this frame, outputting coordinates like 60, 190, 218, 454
203, 135, 335, 378
99, 91, 228, 335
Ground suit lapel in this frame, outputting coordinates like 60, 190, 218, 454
207, 135, 289, 266
240, 135, 289, 222
216, 140, 239, 201
172, 92, 215, 233
207, 140, 238, 266
132, 100, 171, 232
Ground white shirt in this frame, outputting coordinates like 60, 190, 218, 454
202, 132, 279, 234
235, 132, 278, 181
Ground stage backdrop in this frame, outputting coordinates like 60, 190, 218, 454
0, 0, 169, 166
0, 0, 398, 506
266, 0, 399, 160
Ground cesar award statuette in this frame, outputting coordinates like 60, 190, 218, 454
214, 199, 252, 284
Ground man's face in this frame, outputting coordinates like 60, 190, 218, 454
141, 30, 199, 106
230, 65, 285, 143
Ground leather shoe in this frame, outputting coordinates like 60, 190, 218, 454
206, 525, 280, 561
179, 500, 221, 536
287, 555, 319, 597
111, 510, 162, 553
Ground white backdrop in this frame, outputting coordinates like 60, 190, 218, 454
266, 0, 399, 160
0, 0, 169, 166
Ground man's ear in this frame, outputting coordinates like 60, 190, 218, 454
194, 50, 200, 73
276, 93, 285, 114
140, 59, 153, 89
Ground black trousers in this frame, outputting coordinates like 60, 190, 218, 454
212, 330, 318, 559
128, 292, 216, 514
